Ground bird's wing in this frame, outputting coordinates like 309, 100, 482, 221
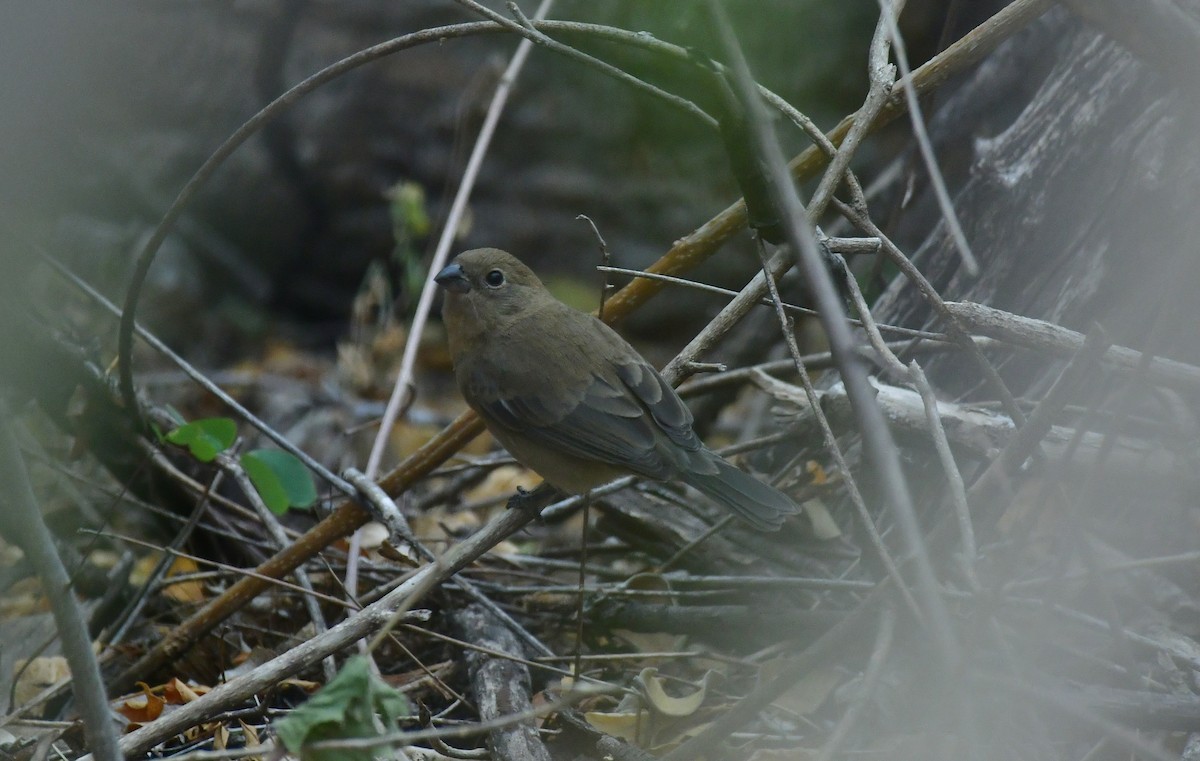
468, 356, 703, 481
612, 361, 702, 452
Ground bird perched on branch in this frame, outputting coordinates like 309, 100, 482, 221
434, 248, 799, 531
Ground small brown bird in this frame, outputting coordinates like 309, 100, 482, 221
435, 248, 799, 531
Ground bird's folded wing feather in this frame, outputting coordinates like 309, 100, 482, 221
470, 357, 703, 480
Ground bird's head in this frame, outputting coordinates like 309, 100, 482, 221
435, 248, 547, 346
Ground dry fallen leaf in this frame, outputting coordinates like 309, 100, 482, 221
13, 656, 70, 708
161, 556, 206, 604
637, 667, 712, 718
463, 464, 541, 503
117, 682, 164, 726
239, 719, 263, 761
163, 677, 210, 704
584, 708, 647, 744
212, 722, 230, 750
802, 498, 842, 540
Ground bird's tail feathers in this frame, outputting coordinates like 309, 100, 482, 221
684, 455, 799, 531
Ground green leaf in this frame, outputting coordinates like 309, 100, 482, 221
240, 449, 317, 514
274, 656, 411, 761
165, 418, 237, 463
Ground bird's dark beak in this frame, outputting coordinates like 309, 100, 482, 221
434, 262, 471, 294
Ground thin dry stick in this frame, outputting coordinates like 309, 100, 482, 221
679, 339, 993, 397
0, 413, 122, 761
876, 0, 978, 275
657, 515, 735, 574
945, 300, 1200, 394
29, 443, 263, 543
842, 267, 910, 379
836, 201, 1027, 424
755, 246, 921, 622
908, 363, 978, 577
456, 0, 715, 128
132, 439, 284, 536
342, 467, 416, 545
807, 0, 903, 219
107, 470, 224, 646
401, 623, 621, 690
572, 237, 612, 681
82, 530, 354, 609
842, 264, 979, 579
365, 0, 555, 480
599, 265, 948, 342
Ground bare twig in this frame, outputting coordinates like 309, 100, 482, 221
875, 0, 979, 274
908, 363, 977, 577
365, 0, 555, 479
598, 265, 949, 342
579, 214, 612, 321
343, 467, 416, 545
107, 470, 224, 646
679, 339, 994, 397
82, 530, 353, 609
946, 300, 1200, 394
842, 267, 910, 379
835, 202, 1027, 424
755, 245, 921, 622
0, 410, 121, 761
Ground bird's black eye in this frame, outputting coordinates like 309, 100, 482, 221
484, 269, 505, 287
